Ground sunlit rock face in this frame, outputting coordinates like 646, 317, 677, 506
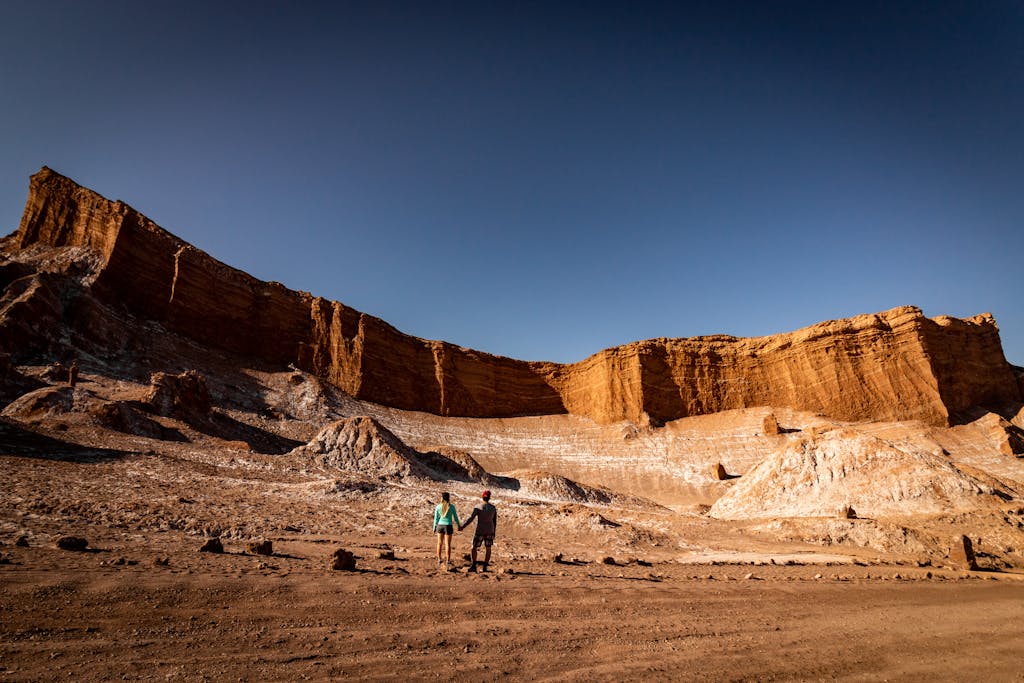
709, 429, 1021, 520
9, 167, 1022, 426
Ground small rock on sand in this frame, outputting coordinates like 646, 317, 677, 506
55, 536, 89, 551
247, 540, 273, 556
948, 535, 979, 571
330, 548, 356, 571
199, 538, 224, 554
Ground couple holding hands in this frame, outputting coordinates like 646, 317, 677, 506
433, 490, 496, 573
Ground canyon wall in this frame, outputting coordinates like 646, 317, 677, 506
9, 167, 1022, 425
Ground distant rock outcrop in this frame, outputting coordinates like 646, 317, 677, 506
292, 416, 432, 479
6, 167, 1022, 426
511, 470, 615, 504
291, 416, 496, 483
709, 430, 1020, 519
143, 370, 212, 425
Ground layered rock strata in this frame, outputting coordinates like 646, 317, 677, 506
8, 167, 1022, 425
709, 429, 1020, 519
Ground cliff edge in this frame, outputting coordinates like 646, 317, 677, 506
6, 167, 1021, 425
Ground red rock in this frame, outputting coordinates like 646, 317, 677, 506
330, 548, 356, 571
10, 168, 1023, 427
247, 540, 273, 556
199, 537, 224, 553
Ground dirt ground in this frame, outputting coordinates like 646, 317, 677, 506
3, 523, 1024, 682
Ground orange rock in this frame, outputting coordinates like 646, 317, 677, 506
13, 168, 1023, 427
949, 535, 978, 570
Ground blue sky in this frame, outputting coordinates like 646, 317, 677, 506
1, 1, 1021, 365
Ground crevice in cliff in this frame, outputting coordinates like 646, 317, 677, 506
432, 342, 447, 416
169, 246, 187, 306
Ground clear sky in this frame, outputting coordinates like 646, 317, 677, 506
1, 1, 1021, 365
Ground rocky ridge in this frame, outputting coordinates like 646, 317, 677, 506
4, 167, 1023, 429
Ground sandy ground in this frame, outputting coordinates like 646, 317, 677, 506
2, 532, 1024, 682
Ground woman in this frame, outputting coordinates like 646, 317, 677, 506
432, 492, 461, 566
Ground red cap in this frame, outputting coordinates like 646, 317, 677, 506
482, 490, 491, 499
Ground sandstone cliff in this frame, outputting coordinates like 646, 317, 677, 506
6, 167, 1022, 426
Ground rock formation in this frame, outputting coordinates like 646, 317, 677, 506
143, 371, 212, 425
949, 535, 979, 570
5, 167, 1022, 426
709, 430, 1020, 520
329, 548, 356, 571
292, 416, 433, 479
55, 536, 89, 551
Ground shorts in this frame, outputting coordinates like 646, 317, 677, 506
435, 524, 453, 535
472, 534, 494, 549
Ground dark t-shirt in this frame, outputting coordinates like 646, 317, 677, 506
467, 502, 497, 536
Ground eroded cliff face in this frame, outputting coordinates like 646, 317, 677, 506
7, 167, 1022, 425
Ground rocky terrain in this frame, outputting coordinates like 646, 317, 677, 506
2, 168, 1024, 680
10, 168, 1022, 426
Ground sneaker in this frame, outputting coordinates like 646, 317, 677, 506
481, 563, 488, 572
468, 563, 477, 573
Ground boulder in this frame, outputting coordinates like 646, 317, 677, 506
55, 536, 89, 551
330, 548, 356, 571
711, 463, 729, 481
839, 505, 857, 519
949, 535, 979, 570
143, 370, 211, 424
762, 414, 781, 436
247, 540, 273, 556
91, 401, 165, 439
199, 537, 224, 553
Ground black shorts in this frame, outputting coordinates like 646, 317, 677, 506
435, 524, 453, 535
472, 534, 494, 549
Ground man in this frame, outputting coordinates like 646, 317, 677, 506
459, 490, 497, 572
